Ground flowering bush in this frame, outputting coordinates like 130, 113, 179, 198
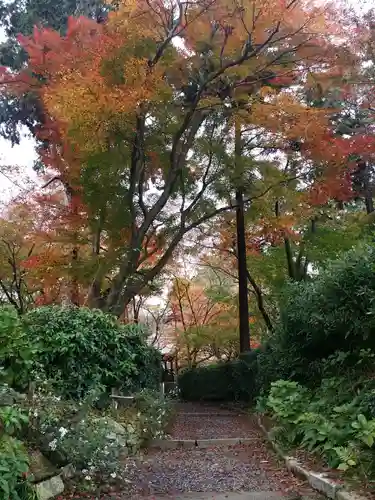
133, 389, 172, 442
24, 387, 125, 479
110, 389, 173, 448
51, 418, 125, 478
23, 387, 172, 483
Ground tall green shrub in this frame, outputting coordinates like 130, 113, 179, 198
22, 306, 161, 399
257, 244, 375, 392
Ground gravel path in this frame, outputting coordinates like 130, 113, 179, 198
114, 443, 313, 498
62, 403, 321, 499
170, 407, 260, 439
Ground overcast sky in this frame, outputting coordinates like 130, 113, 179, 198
0, 26, 38, 204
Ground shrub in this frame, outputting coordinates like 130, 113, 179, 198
264, 353, 375, 475
131, 389, 173, 442
22, 306, 162, 399
178, 349, 260, 402
23, 387, 172, 479
0, 306, 35, 389
0, 405, 32, 500
24, 389, 127, 477
256, 244, 375, 393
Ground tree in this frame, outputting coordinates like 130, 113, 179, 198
0, 0, 108, 144
0, 203, 37, 313
0, 0, 354, 317
168, 273, 239, 367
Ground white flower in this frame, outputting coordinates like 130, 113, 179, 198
59, 427, 68, 438
33, 410, 38, 417
110, 472, 117, 478
48, 439, 57, 451
84, 475, 92, 481
82, 469, 88, 474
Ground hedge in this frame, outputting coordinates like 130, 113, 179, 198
178, 349, 260, 402
21, 306, 162, 399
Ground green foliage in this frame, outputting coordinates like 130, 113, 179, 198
131, 389, 173, 443
0, 405, 32, 500
25, 390, 126, 477
256, 244, 375, 393
264, 357, 375, 474
178, 349, 260, 402
22, 306, 162, 399
23, 387, 171, 478
0, 306, 35, 388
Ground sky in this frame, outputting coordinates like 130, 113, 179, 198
0, 26, 38, 204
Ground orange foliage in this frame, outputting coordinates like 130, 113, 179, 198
0, 0, 365, 313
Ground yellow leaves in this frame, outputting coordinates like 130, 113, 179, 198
44, 46, 166, 152
107, 0, 164, 42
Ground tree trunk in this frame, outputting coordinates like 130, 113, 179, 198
246, 269, 273, 333
235, 119, 250, 353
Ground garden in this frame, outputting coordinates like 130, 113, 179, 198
1, 0, 375, 497
179, 244, 375, 492
0, 306, 172, 499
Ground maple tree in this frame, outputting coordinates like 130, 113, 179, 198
0, 0, 108, 145
168, 272, 240, 367
0, 0, 365, 324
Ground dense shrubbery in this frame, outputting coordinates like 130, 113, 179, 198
0, 383, 172, 495
0, 306, 36, 389
256, 244, 375, 479
0, 305, 167, 496
19, 306, 161, 399
262, 349, 375, 474
23, 387, 171, 478
178, 349, 260, 402
256, 245, 375, 394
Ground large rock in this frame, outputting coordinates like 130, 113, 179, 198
34, 475, 64, 500
61, 463, 75, 479
95, 417, 127, 435
95, 417, 129, 448
28, 451, 58, 482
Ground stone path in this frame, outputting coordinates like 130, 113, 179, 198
62, 403, 323, 499
109, 403, 322, 499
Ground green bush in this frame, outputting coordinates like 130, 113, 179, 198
256, 244, 375, 393
178, 349, 260, 402
263, 351, 375, 474
24, 387, 172, 478
0, 405, 32, 500
22, 306, 162, 399
0, 306, 35, 389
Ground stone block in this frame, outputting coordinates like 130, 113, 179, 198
61, 463, 75, 479
307, 472, 340, 499
34, 475, 64, 500
285, 458, 309, 480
